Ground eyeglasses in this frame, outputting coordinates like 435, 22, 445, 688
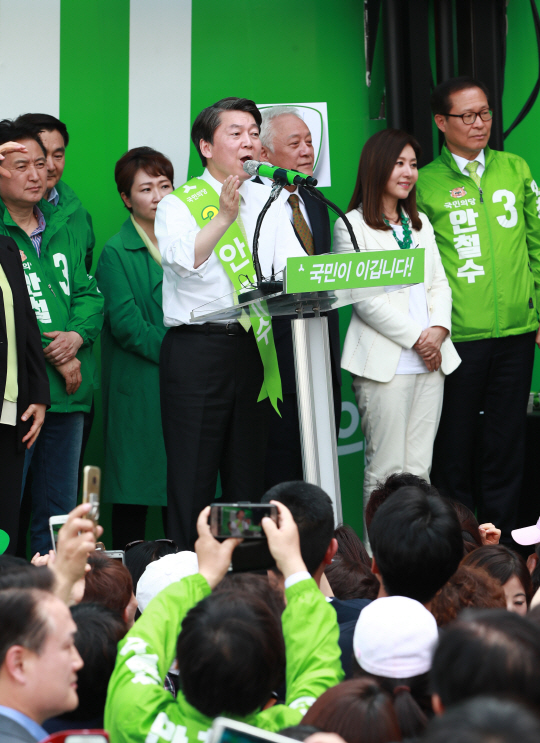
124, 538, 178, 552
446, 109, 493, 125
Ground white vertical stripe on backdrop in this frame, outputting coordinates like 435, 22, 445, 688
128, 0, 192, 186
0, 0, 60, 120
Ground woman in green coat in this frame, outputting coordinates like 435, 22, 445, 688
96, 147, 174, 548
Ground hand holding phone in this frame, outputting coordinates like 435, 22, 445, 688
51, 503, 103, 605
195, 506, 242, 589
262, 501, 307, 580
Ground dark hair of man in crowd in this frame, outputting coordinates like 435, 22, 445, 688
370, 486, 463, 604
347, 128, 423, 232
279, 726, 321, 742
0, 558, 54, 592
59, 603, 127, 724
325, 525, 378, 601
114, 146, 174, 211
177, 590, 285, 718
0, 588, 51, 667
16, 113, 69, 147
214, 572, 285, 618
430, 76, 491, 117
352, 657, 431, 740
431, 564, 506, 627
423, 696, 540, 743
302, 678, 402, 743
462, 545, 534, 606
262, 481, 334, 575
365, 472, 435, 536
446, 499, 482, 554
530, 543, 540, 594
124, 540, 178, 593
82, 552, 133, 618
0, 118, 46, 155
431, 609, 540, 710
191, 97, 262, 167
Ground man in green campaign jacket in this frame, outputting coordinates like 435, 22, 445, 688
17, 113, 95, 272
0, 119, 103, 555
417, 76, 540, 543
105, 503, 343, 743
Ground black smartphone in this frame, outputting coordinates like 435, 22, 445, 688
209, 503, 278, 541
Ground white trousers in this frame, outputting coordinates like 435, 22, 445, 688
353, 370, 445, 515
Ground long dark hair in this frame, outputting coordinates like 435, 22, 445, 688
462, 545, 534, 606
347, 129, 423, 232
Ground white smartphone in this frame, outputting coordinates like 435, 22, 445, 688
209, 718, 294, 743
49, 514, 68, 552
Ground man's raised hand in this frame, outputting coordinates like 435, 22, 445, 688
195, 506, 242, 588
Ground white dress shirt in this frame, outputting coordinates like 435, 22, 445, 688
155, 169, 305, 326
451, 149, 486, 178
259, 176, 313, 233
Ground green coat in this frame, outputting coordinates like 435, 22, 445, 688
96, 219, 167, 505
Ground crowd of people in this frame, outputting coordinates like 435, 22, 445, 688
0, 477, 540, 743
0, 71, 540, 741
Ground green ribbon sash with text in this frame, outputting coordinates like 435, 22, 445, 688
172, 177, 282, 413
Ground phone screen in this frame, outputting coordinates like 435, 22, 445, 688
210, 505, 277, 539
51, 521, 63, 549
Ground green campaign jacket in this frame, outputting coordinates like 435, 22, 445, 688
55, 180, 95, 272
0, 196, 103, 413
105, 575, 344, 743
416, 145, 540, 342
96, 219, 167, 506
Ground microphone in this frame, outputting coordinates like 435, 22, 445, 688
243, 159, 318, 187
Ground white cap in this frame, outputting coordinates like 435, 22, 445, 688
353, 596, 438, 678
136, 551, 198, 612
512, 517, 540, 546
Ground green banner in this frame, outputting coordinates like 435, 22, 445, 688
171, 178, 283, 413
285, 249, 425, 293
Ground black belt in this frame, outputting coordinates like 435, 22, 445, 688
171, 322, 249, 336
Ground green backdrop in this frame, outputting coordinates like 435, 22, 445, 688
50, 0, 540, 545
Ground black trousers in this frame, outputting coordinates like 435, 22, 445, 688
264, 380, 342, 491
431, 332, 536, 541
160, 325, 270, 550
111, 503, 168, 550
0, 423, 25, 555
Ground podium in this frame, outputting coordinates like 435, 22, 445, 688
191, 248, 424, 523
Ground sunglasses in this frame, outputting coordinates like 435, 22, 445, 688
124, 538, 178, 553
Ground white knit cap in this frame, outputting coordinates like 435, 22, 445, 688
136, 551, 198, 612
353, 596, 438, 677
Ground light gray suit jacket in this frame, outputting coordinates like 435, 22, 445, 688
0, 713, 39, 743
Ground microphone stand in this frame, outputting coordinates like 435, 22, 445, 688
238, 179, 287, 302
299, 183, 361, 252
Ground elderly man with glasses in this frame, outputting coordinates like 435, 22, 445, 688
417, 75, 540, 546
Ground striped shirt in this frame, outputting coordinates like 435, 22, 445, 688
30, 207, 46, 257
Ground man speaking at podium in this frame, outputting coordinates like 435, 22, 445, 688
257, 106, 342, 487
155, 97, 305, 550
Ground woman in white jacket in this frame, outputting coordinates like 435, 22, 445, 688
334, 129, 460, 523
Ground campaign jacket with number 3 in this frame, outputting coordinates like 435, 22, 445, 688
0, 196, 103, 413
416, 145, 540, 343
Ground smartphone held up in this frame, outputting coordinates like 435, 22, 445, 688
209, 503, 278, 541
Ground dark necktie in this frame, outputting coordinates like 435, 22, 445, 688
288, 194, 314, 255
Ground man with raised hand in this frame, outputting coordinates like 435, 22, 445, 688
258, 107, 342, 487
16, 114, 95, 273
417, 76, 540, 544
0, 118, 103, 556
105, 502, 343, 743
155, 97, 305, 551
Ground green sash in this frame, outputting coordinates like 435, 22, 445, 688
172, 177, 282, 412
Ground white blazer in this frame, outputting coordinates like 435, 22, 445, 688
333, 208, 461, 383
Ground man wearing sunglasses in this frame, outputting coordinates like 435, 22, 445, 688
417, 76, 540, 546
